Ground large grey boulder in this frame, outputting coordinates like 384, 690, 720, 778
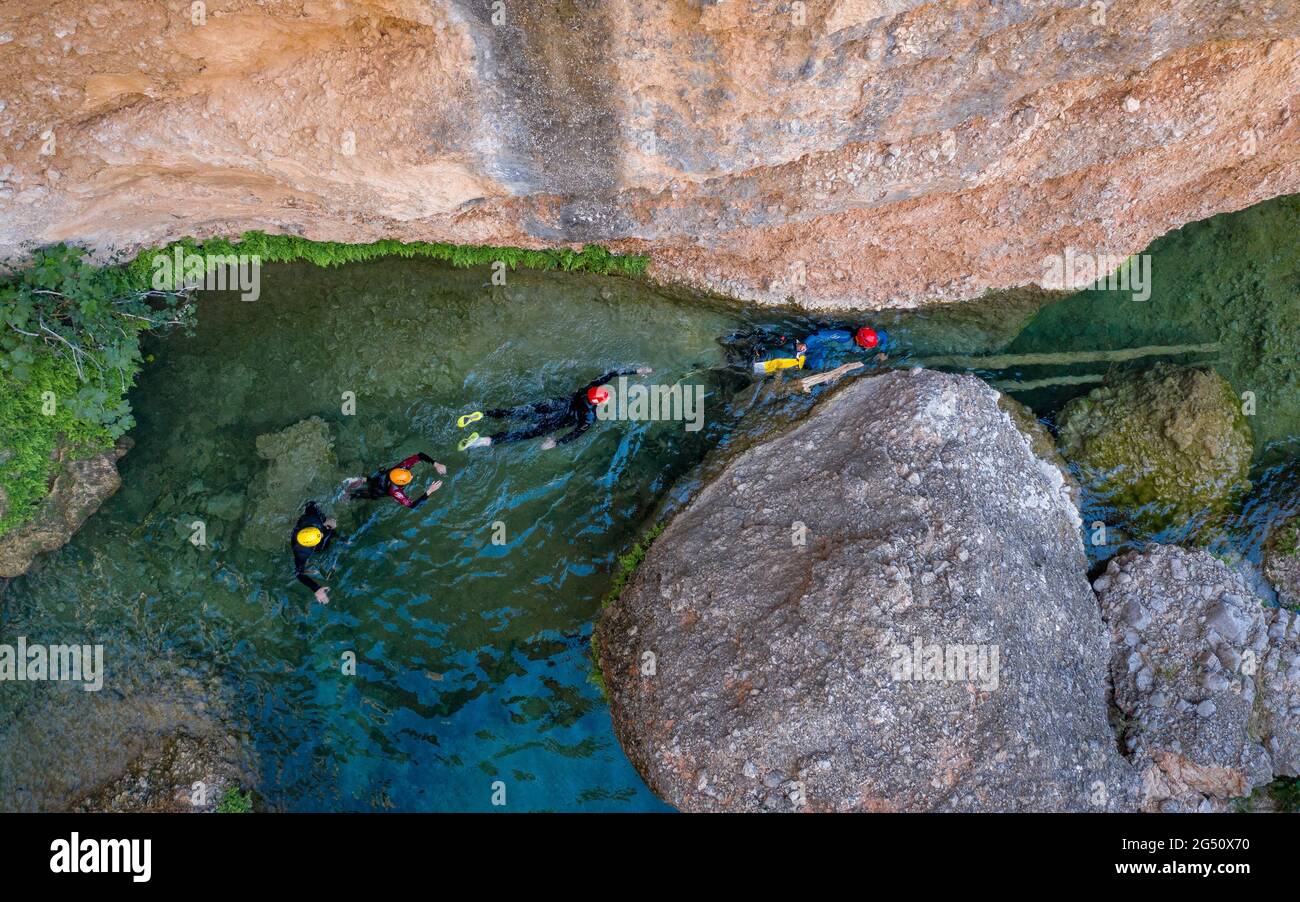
1258, 605, 1300, 778
597, 369, 1135, 811
1093, 545, 1295, 810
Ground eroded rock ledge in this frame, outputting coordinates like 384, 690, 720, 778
2, 0, 1298, 307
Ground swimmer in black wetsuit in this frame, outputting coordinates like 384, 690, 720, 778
291, 501, 337, 604
464, 366, 652, 450
343, 452, 447, 509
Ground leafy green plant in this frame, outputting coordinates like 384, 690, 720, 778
3, 244, 193, 423
216, 786, 253, 813
125, 232, 649, 285
0, 245, 193, 536
0, 355, 113, 534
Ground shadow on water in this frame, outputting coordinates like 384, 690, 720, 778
1, 194, 1298, 810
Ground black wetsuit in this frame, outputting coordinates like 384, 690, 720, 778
347, 452, 437, 509
486, 369, 638, 446
291, 501, 336, 593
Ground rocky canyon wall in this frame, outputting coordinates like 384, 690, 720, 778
1, 0, 1298, 308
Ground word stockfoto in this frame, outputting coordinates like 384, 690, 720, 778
0, 637, 104, 691
596, 377, 706, 431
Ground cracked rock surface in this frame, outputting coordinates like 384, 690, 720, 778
598, 369, 1135, 811
1095, 544, 1299, 811
2, 0, 1298, 307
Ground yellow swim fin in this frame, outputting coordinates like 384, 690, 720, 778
757, 354, 806, 375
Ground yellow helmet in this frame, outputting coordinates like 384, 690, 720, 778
296, 526, 324, 548
389, 467, 413, 486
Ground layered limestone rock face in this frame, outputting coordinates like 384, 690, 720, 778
1094, 545, 1300, 811
597, 369, 1137, 811
2, 0, 1298, 307
0, 438, 130, 578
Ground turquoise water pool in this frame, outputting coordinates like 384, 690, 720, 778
2, 195, 1298, 810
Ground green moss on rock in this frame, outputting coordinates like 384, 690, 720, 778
1056, 363, 1252, 532
589, 522, 666, 697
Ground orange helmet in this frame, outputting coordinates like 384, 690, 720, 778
389, 467, 413, 486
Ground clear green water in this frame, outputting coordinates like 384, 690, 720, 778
966, 195, 1300, 570
0, 262, 751, 811
1, 195, 1298, 810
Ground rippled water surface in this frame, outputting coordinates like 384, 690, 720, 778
2, 195, 1298, 810
1, 261, 751, 811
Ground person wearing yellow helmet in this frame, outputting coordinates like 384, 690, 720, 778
291, 501, 337, 604
344, 452, 447, 510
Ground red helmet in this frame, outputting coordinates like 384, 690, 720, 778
854, 326, 879, 349
587, 386, 610, 405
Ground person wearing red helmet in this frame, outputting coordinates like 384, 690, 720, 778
463, 366, 652, 449
799, 325, 889, 370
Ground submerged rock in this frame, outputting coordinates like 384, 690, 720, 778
0, 438, 131, 578
1056, 364, 1252, 532
598, 369, 1134, 812
0, 670, 256, 812
241, 416, 340, 551
71, 727, 251, 813
1094, 545, 1296, 810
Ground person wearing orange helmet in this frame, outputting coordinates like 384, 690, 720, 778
290, 501, 337, 604
344, 452, 447, 509
463, 366, 652, 450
